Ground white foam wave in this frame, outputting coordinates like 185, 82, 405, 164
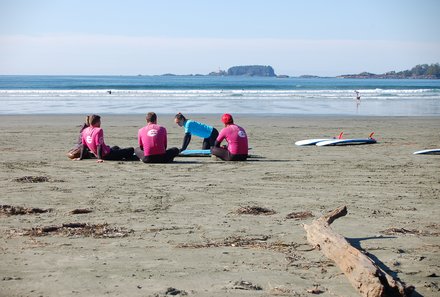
0, 88, 437, 97
1, 88, 439, 115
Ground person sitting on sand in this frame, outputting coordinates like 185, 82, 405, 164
174, 113, 218, 151
210, 113, 248, 161
135, 112, 180, 163
75, 114, 135, 163
67, 115, 93, 159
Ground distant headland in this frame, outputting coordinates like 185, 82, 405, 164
337, 63, 440, 79
159, 63, 440, 79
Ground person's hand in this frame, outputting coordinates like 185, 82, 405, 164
96, 159, 104, 163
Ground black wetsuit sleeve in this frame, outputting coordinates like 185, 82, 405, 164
78, 144, 86, 160
214, 140, 221, 148
97, 144, 103, 160
181, 133, 191, 151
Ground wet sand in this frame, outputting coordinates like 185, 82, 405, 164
0, 115, 439, 297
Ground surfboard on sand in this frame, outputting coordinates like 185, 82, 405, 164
316, 132, 376, 146
295, 138, 333, 146
295, 132, 344, 146
413, 149, 440, 155
179, 148, 254, 157
179, 149, 211, 157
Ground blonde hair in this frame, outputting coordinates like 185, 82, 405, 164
85, 115, 91, 126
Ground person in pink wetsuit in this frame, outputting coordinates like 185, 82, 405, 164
75, 114, 135, 163
210, 113, 248, 161
135, 112, 179, 163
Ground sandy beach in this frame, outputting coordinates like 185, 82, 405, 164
0, 114, 439, 297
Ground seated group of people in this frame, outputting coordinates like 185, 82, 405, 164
69, 112, 249, 163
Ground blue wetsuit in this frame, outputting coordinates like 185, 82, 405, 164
181, 120, 218, 151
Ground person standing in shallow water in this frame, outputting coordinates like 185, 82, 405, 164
75, 114, 135, 163
135, 112, 179, 163
174, 113, 218, 151
355, 90, 361, 113
210, 113, 248, 161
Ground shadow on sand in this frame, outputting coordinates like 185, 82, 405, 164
347, 236, 420, 296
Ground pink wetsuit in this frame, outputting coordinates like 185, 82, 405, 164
81, 127, 111, 157
138, 124, 167, 156
216, 124, 248, 154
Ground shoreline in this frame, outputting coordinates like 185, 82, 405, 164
0, 115, 439, 297
1, 113, 440, 117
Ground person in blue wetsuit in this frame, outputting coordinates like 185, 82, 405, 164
174, 113, 218, 152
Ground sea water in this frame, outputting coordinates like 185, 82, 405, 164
0, 75, 439, 116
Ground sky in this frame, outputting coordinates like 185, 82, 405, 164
1, 0, 439, 76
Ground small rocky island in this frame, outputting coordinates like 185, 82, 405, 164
209, 65, 279, 77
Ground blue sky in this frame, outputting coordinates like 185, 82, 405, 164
1, 0, 439, 76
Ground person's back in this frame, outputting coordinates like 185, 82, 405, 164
184, 120, 213, 139
82, 126, 111, 157
219, 124, 248, 155
135, 112, 179, 163
138, 123, 167, 156
211, 114, 248, 161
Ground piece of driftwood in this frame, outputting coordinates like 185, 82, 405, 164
303, 206, 414, 297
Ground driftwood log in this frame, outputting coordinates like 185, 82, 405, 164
303, 206, 414, 297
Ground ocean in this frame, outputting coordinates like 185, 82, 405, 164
0, 75, 439, 116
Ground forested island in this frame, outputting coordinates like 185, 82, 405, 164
209, 65, 277, 77
161, 63, 440, 79
337, 63, 440, 79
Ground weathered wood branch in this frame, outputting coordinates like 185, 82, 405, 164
303, 206, 414, 297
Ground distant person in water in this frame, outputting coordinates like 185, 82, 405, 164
75, 114, 135, 163
355, 90, 361, 101
135, 112, 180, 163
211, 113, 248, 161
67, 115, 92, 159
355, 90, 361, 112
174, 113, 218, 151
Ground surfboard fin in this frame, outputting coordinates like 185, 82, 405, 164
369, 132, 375, 139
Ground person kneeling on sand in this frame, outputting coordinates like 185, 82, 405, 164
135, 112, 179, 163
75, 114, 135, 163
210, 113, 248, 161
174, 112, 218, 152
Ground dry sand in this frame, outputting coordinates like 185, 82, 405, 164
0, 115, 439, 297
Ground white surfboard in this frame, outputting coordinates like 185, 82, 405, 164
295, 139, 332, 146
295, 132, 344, 146
316, 138, 377, 146
413, 149, 440, 155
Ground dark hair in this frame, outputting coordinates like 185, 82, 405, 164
89, 114, 101, 126
174, 112, 186, 121
146, 112, 157, 123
